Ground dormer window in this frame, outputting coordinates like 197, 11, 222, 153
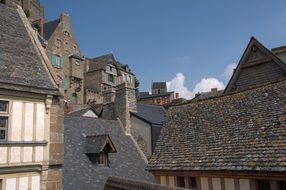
85, 135, 117, 167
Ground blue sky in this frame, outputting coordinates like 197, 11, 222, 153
41, 0, 286, 98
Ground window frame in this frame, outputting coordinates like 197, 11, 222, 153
108, 74, 115, 83
0, 100, 9, 141
98, 152, 109, 166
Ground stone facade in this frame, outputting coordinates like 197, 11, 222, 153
85, 54, 135, 105
44, 14, 86, 110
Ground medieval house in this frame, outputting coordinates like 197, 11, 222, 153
0, 3, 64, 190
147, 37, 286, 190
84, 53, 135, 105
43, 13, 85, 109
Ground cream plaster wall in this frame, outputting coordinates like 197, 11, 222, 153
224, 178, 235, 190
212, 178, 221, 190
239, 179, 250, 190
0, 173, 40, 190
200, 177, 209, 190
160, 176, 167, 186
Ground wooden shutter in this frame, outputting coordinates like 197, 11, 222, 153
61, 57, 64, 68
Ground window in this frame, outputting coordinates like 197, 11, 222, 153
108, 74, 114, 83
0, 179, 2, 190
128, 76, 132, 83
124, 74, 128, 81
51, 54, 63, 68
0, 101, 9, 141
188, 177, 198, 189
177, 177, 185, 188
279, 181, 286, 190
257, 180, 271, 190
109, 66, 112, 71
98, 152, 109, 166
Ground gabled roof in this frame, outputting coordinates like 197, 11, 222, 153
148, 80, 286, 172
0, 4, 59, 95
152, 82, 167, 89
88, 53, 134, 75
131, 104, 166, 125
64, 116, 154, 190
43, 19, 60, 40
85, 134, 116, 154
224, 37, 286, 94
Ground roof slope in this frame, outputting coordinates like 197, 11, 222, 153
0, 4, 58, 94
148, 80, 286, 172
64, 116, 154, 190
43, 19, 60, 40
132, 104, 166, 125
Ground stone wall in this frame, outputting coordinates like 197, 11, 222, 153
45, 13, 85, 106
43, 96, 64, 190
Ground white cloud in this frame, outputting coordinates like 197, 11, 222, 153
167, 73, 193, 99
167, 73, 225, 99
223, 63, 237, 79
193, 78, 225, 94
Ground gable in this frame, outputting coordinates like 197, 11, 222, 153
224, 37, 286, 93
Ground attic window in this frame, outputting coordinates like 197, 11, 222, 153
85, 135, 117, 166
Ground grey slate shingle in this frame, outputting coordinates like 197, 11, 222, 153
148, 80, 286, 172
132, 104, 166, 125
0, 4, 58, 95
64, 116, 154, 190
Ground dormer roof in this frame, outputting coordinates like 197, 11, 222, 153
85, 134, 116, 154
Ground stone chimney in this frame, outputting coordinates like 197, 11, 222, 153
175, 93, 179, 99
115, 82, 137, 134
101, 87, 116, 120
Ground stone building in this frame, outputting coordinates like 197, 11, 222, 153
43, 13, 85, 110
147, 37, 286, 190
0, 3, 63, 190
84, 53, 135, 104
138, 82, 176, 105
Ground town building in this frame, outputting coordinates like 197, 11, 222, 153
138, 82, 177, 105
43, 13, 86, 110
147, 37, 286, 190
0, 3, 63, 190
130, 104, 166, 156
84, 54, 135, 104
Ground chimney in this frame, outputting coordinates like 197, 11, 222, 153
115, 82, 137, 134
175, 93, 179, 99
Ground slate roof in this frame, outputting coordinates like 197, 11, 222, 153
191, 90, 223, 102
148, 80, 286, 172
0, 4, 58, 95
64, 116, 154, 190
68, 107, 98, 117
88, 53, 134, 75
152, 82, 167, 89
43, 19, 60, 40
138, 92, 174, 100
131, 104, 166, 125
